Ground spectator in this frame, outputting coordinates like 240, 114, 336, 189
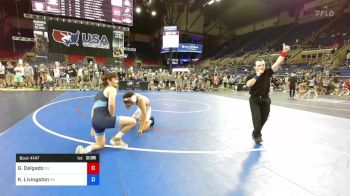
23, 63, 34, 87
80, 64, 91, 91
6, 62, 14, 87
40, 71, 55, 91
0, 62, 6, 87
53, 61, 61, 87
346, 50, 350, 65
13, 62, 24, 88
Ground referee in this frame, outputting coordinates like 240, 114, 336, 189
246, 44, 290, 143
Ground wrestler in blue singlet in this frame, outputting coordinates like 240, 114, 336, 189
91, 90, 120, 136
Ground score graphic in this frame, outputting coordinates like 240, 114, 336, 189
16, 154, 100, 186
87, 162, 100, 185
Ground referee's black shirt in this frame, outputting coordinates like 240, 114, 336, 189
246, 68, 274, 96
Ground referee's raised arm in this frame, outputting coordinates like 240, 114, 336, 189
271, 43, 291, 72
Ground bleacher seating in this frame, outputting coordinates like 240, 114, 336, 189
0, 50, 23, 61
333, 66, 350, 76
313, 14, 350, 49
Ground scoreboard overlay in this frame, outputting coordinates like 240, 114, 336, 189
16, 154, 99, 186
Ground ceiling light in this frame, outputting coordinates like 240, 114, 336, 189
208, 0, 215, 5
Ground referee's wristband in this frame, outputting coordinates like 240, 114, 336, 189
254, 75, 260, 80
280, 51, 287, 58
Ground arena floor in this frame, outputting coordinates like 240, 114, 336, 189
0, 90, 349, 196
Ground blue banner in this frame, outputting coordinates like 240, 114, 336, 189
161, 43, 203, 53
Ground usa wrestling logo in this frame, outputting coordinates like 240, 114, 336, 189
52, 29, 80, 47
81, 33, 110, 49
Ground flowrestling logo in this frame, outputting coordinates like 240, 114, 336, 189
52, 29, 110, 49
52, 29, 80, 47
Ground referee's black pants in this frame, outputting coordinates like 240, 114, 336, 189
249, 95, 271, 138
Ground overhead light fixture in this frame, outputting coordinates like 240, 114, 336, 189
151, 10, 157, 16
203, 0, 216, 6
136, 7, 141, 13
208, 0, 215, 5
